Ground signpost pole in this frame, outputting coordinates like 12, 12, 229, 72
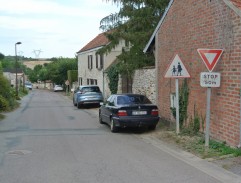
176, 78, 180, 134
205, 87, 211, 147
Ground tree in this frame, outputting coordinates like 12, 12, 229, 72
46, 58, 77, 85
99, 0, 170, 75
27, 57, 78, 84
0, 56, 15, 69
0, 53, 4, 60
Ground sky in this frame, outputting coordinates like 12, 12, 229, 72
0, 0, 119, 58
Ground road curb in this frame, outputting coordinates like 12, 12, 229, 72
140, 135, 241, 183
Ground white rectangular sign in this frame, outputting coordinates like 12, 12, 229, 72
200, 72, 220, 87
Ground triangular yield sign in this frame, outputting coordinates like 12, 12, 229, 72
197, 49, 223, 72
164, 54, 190, 78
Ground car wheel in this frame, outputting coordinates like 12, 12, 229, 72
73, 99, 77, 106
110, 118, 118, 133
99, 113, 104, 124
77, 102, 82, 109
148, 125, 156, 131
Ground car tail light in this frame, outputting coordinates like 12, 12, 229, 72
151, 109, 159, 116
118, 110, 127, 116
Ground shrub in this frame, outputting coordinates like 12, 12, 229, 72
0, 74, 17, 109
0, 95, 9, 111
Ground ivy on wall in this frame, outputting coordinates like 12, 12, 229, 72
107, 65, 119, 94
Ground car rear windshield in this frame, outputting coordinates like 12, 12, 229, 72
117, 95, 151, 105
81, 87, 100, 93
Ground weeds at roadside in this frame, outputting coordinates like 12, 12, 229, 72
0, 113, 4, 120
153, 122, 241, 160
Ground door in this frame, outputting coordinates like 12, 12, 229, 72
121, 74, 132, 93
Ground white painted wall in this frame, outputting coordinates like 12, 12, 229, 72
77, 40, 125, 99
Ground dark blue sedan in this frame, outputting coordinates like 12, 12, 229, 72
99, 94, 160, 132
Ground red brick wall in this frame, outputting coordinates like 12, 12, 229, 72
156, 0, 241, 146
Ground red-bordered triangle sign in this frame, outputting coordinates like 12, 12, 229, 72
197, 49, 223, 72
164, 54, 190, 78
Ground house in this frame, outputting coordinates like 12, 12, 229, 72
144, 0, 241, 147
3, 68, 24, 87
76, 32, 125, 98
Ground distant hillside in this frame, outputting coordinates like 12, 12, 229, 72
23, 60, 52, 69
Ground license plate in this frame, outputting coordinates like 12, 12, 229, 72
132, 111, 147, 115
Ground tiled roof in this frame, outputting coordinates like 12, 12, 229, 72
77, 32, 110, 53
230, 0, 241, 9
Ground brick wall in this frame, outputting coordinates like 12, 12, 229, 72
156, 0, 241, 146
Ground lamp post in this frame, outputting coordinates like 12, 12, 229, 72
15, 42, 22, 98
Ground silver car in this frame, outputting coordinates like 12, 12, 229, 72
73, 85, 103, 108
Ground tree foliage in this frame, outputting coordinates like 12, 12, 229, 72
0, 74, 16, 111
99, 0, 170, 75
27, 57, 78, 85
0, 52, 4, 60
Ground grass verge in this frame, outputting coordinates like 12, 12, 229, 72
152, 122, 241, 160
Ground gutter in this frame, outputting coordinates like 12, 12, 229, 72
143, 0, 174, 53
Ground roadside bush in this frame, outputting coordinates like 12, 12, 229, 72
0, 74, 17, 109
0, 95, 9, 111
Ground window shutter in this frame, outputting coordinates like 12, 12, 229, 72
96, 55, 98, 68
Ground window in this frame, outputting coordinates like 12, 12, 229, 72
88, 55, 93, 69
79, 77, 82, 85
100, 54, 104, 69
81, 86, 100, 93
96, 54, 98, 68
107, 95, 115, 106
117, 95, 151, 105
87, 78, 97, 85
95, 54, 103, 70
125, 40, 129, 47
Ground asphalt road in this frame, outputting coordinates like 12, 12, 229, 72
0, 89, 240, 183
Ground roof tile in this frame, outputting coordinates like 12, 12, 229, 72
77, 32, 110, 53
230, 0, 241, 9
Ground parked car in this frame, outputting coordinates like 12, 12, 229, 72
54, 85, 64, 92
25, 82, 33, 90
73, 85, 103, 108
99, 94, 160, 132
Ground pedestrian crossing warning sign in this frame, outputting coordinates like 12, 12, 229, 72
164, 54, 190, 78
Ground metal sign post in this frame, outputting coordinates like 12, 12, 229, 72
205, 87, 211, 147
198, 48, 223, 148
175, 78, 180, 134
164, 54, 190, 134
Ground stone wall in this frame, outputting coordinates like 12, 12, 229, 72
132, 67, 156, 104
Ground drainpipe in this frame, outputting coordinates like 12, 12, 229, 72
102, 58, 106, 100
239, 80, 241, 148
239, 46, 241, 148
103, 71, 105, 100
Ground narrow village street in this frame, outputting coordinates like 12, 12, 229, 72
0, 89, 240, 183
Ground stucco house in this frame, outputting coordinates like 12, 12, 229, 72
3, 68, 24, 87
76, 32, 125, 99
144, 0, 241, 147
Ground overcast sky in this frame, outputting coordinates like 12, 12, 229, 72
0, 0, 119, 58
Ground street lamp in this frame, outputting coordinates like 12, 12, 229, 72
15, 42, 22, 98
